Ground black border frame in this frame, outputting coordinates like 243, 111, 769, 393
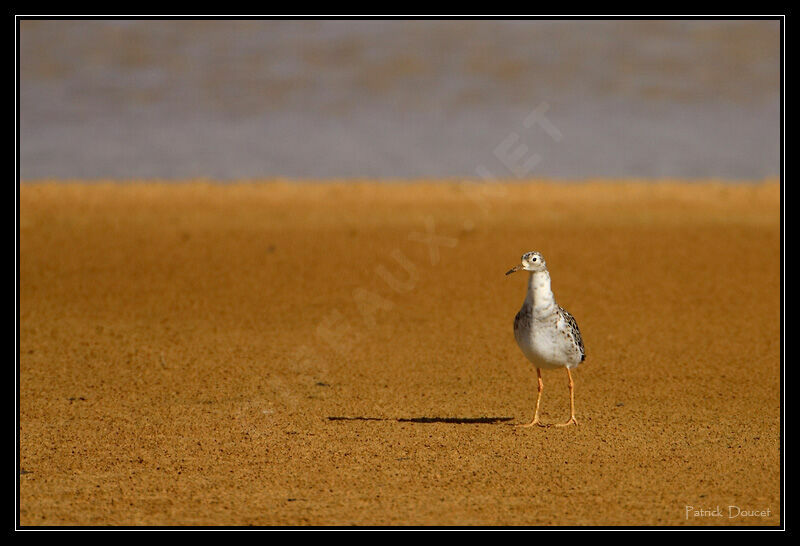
13, 14, 786, 531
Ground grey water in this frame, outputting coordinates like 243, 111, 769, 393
20, 20, 780, 181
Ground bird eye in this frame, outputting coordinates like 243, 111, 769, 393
531, 257, 537, 262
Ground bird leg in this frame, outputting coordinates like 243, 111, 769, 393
516, 368, 547, 427
555, 368, 578, 427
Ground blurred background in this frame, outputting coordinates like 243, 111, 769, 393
19, 19, 780, 181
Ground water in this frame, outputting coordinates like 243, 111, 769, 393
20, 20, 780, 180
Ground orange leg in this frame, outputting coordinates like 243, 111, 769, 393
516, 368, 547, 427
555, 368, 578, 427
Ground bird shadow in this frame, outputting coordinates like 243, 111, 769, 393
327, 416, 514, 425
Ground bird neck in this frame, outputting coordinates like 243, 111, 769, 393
526, 270, 556, 313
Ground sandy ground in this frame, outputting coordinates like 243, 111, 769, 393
19, 181, 781, 526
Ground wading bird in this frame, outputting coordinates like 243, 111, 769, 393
506, 251, 585, 427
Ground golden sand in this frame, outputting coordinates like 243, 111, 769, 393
19, 180, 781, 526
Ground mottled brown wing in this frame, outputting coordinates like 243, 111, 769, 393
559, 306, 585, 362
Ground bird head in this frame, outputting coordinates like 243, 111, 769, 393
506, 251, 547, 275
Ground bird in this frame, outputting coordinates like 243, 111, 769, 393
506, 251, 585, 427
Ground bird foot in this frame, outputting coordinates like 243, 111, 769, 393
514, 419, 548, 428
554, 417, 578, 427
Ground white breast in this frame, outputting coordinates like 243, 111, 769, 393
513, 269, 584, 370
515, 306, 580, 369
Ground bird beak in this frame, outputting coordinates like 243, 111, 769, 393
505, 265, 522, 276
